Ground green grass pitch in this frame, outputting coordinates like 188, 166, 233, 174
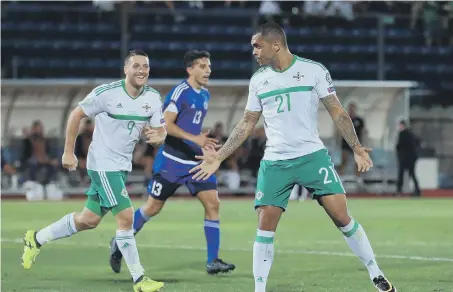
2, 198, 453, 292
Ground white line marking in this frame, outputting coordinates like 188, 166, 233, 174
3, 238, 453, 262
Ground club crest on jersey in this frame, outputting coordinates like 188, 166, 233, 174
142, 103, 151, 112
121, 188, 129, 198
256, 191, 264, 200
203, 101, 208, 110
293, 72, 303, 81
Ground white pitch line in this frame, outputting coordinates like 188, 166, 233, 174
3, 238, 453, 263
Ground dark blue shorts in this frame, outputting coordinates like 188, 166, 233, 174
147, 153, 217, 201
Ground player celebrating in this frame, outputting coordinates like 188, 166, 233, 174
109, 50, 236, 275
21, 50, 166, 292
190, 23, 397, 292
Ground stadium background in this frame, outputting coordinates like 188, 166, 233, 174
1, 0, 452, 198
1, 2, 453, 292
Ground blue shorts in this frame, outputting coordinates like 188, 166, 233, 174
147, 152, 217, 201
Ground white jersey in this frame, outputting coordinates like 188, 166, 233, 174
79, 80, 164, 172
246, 55, 335, 161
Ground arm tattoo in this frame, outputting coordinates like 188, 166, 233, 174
217, 110, 261, 161
321, 94, 361, 150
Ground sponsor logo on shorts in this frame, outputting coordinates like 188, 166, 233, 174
121, 188, 129, 198
256, 191, 263, 200
327, 86, 335, 93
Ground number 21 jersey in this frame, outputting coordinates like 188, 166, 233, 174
246, 55, 336, 161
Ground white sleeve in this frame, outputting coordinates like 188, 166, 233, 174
245, 81, 262, 112
78, 89, 105, 117
314, 66, 336, 99
149, 99, 165, 127
165, 103, 178, 114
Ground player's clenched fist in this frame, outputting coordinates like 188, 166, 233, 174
353, 146, 373, 172
62, 152, 78, 171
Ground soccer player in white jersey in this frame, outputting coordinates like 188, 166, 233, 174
190, 23, 397, 292
21, 50, 166, 292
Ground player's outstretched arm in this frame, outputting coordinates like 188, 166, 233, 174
217, 110, 261, 162
62, 106, 87, 170
321, 94, 373, 172
321, 94, 360, 149
189, 110, 261, 181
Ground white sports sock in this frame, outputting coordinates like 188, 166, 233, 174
36, 213, 78, 246
253, 230, 275, 292
339, 218, 383, 280
116, 229, 144, 282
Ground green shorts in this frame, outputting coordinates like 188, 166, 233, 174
84, 170, 132, 216
255, 149, 345, 211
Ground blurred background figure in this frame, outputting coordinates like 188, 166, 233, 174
338, 102, 365, 184
395, 121, 421, 197
74, 118, 94, 186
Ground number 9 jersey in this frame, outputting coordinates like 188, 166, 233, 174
148, 80, 217, 201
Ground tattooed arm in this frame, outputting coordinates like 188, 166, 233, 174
321, 94, 361, 150
217, 110, 262, 161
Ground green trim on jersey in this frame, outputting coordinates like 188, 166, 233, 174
251, 66, 270, 79
108, 113, 150, 121
94, 81, 122, 96
270, 54, 297, 73
258, 86, 313, 99
121, 79, 145, 100
296, 56, 327, 70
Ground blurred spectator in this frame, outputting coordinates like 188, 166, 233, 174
74, 118, 94, 184
20, 120, 60, 200
225, 0, 245, 8
1, 147, 16, 175
92, 0, 115, 12
188, 0, 203, 10
338, 102, 365, 183
412, 1, 444, 47
209, 122, 228, 144
395, 120, 421, 197
245, 126, 266, 177
325, 1, 355, 21
259, 0, 281, 23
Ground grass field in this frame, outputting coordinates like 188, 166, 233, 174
2, 198, 453, 292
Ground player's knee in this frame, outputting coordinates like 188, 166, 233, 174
332, 214, 352, 228
76, 213, 101, 230
142, 198, 164, 217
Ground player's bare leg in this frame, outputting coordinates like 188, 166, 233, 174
110, 196, 165, 273
22, 207, 101, 269
319, 194, 396, 292
253, 205, 282, 292
197, 190, 235, 274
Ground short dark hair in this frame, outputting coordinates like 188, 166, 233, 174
184, 50, 210, 68
254, 22, 287, 47
400, 120, 407, 127
124, 50, 148, 65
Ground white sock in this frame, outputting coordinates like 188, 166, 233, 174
339, 218, 383, 280
36, 213, 78, 246
253, 230, 275, 292
116, 229, 144, 282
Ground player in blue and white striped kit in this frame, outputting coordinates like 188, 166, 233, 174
109, 50, 235, 275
